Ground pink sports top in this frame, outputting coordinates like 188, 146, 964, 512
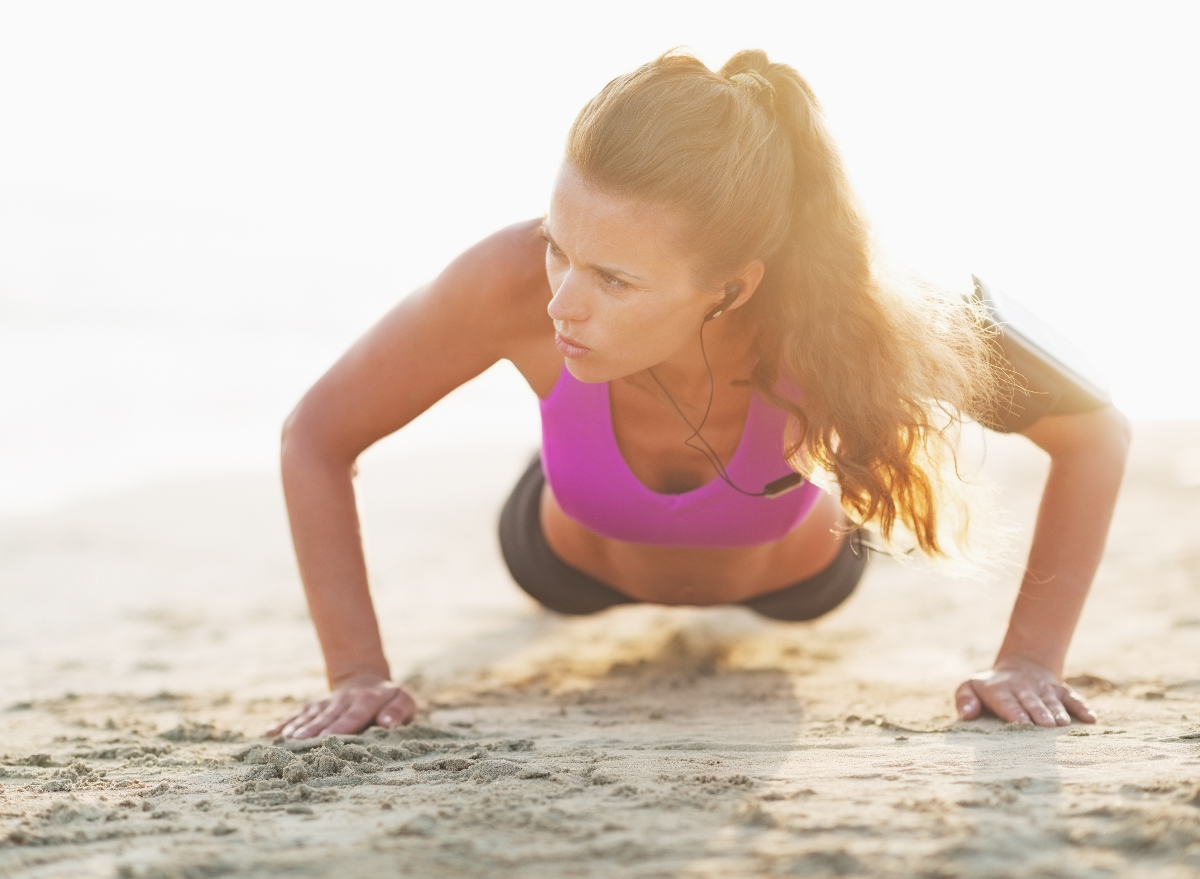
539, 366, 823, 548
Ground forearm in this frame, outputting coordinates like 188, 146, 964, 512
997, 409, 1130, 674
281, 438, 390, 688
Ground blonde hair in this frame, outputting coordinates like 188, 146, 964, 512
566, 49, 1001, 556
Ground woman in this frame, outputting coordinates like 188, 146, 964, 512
269, 50, 1130, 739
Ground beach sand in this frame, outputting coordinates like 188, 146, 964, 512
3, 422, 1200, 878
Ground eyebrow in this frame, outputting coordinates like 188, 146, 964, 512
539, 221, 647, 282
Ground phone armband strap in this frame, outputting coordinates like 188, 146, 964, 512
970, 275, 1111, 433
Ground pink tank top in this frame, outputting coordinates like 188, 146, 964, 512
539, 366, 822, 548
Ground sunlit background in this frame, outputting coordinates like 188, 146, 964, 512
2, 1, 1197, 515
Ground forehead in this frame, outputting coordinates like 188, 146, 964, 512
547, 164, 693, 276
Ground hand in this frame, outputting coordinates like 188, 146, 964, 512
955, 657, 1095, 727
266, 675, 417, 739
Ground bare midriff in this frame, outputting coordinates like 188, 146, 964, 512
539, 482, 846, 605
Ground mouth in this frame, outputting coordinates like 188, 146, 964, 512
555, 331, 590, 359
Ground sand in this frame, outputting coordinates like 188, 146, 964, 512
3, 422, 1200, 878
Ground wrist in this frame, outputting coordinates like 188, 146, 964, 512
993, 653, 1061, 678
328, 667, 391, 690
996, 627, 1067, 677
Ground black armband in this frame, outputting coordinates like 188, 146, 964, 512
971, 275, 1111, 433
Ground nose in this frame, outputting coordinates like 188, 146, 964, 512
546, 270, 589, 324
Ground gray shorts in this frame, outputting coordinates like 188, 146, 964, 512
498, 455, 868, 621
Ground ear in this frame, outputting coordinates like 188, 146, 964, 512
722, 259, 766, 313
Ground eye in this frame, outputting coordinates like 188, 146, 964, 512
539, 227, 564, 258
598, 271, 628, 290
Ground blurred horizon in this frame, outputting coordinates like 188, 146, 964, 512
2, 1, 1198, 515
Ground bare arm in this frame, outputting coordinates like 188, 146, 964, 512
269, 220, 551, 737
957, 405, 1132, 725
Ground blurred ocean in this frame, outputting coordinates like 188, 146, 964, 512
2, 2, 1197, 515
0, 182, 547, 514
0, 304, 542, 516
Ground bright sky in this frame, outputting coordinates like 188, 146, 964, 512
1, 1, 1197, 511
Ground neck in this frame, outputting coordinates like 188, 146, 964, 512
639, 312, 756, 395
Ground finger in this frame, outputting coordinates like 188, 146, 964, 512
291, 692, 354, 740
1014, 687, 1057, 727
1038, 682, 1071, 726
265, 717, 291, 736
980, 687, 1032, 725
280, 701, 331, 739
955, 682, 982, 720
277, 701, 328, 738
1037, 686, 1072, 726
377, 690, 417, 727
1058, 687, 1097, 723
321, 692, 394, 736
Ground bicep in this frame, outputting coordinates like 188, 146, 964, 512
285, 220, 550, 462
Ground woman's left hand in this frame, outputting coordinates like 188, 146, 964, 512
955, 656, 1095, 726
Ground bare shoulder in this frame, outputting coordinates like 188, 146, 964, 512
437, 217, 558, 393
284, 219, 555, 458
435, 217, 553, 345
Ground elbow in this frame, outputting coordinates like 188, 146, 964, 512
1097, 405, 1133, 467
1068, 405, 1132, 480
280, 395, 352, 479
280, 401, 315, 481
281, 394, 312, 457
280, 401, 309, 459
1023, 404, 1132, 468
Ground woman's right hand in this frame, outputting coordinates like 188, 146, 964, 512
266, 675, 418, 739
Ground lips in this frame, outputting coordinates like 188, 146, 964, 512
555, 331, 590, 359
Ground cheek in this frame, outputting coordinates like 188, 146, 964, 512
605, 300, 692, 360
565, 303, 695, 383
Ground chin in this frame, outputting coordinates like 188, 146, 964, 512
564, 357, 624, 384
